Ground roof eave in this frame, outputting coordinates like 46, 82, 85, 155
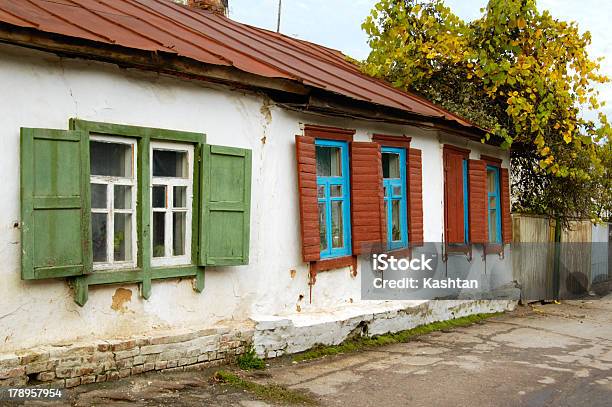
0, 22, 496, 145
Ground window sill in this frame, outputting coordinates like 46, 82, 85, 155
387, 247, 411, 259
445, 244, 471, 255
310, 255, 357, 274
484, 244, 504, 255
84, 264, 199, 285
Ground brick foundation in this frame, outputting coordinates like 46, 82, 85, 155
0, 326, 253, 388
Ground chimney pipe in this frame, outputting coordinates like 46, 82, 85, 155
188, 0, 228, 15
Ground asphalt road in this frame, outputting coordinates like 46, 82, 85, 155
50, 296, 612, 407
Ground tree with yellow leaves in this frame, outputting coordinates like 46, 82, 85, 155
362, 0, 611, 223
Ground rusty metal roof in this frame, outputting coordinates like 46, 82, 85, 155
0, 0, 475, 128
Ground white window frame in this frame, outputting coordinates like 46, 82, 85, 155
90, 135, 138, 271
150, 141, 194, 267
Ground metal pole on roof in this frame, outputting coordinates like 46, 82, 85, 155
276, 0, 282, 33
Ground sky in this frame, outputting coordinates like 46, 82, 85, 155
229, 0, 612, 120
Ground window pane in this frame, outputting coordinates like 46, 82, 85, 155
331, 201, 344, 248
114, 214, 132, 262
318, 203, 328, 251
316, 146, 341, 177
153, 212, 165, 257
90, 141, 132, 177
91, 184, 107, 209
317, 185, 325, 199
153, 150, 187, 178
382, 153, 400, 179
489, 196, 497, 209
330, 185, 342, 197
152, 186, 166, 208
489, 209, 499, 242
392, 185, 402, 197
92, 213, 107, 263
114, 185, 132, 209
173, 186, 187, 208
391, 200, 402, 241
173, 212, 186, 256
487, 169, 497, 193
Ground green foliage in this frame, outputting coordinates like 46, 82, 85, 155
236, 346, 266, 370
293, 312, 502, 363
362, 0, 612, 223
213, 370, 318, 405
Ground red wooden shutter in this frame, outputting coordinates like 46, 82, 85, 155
501, 168, 512, 244
295, 135, 320, 262
443, 150, 466, 244
468, 159, 488, 243
408, 148, 424, 246
351, 142, 385, 254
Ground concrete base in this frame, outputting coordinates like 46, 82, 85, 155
253, 300, 517, 357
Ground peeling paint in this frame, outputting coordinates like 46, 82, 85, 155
111, 288, 132, 312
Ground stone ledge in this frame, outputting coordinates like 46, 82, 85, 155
253, 300, 517, 358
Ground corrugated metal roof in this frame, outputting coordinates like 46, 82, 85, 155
0, 0, 475, 128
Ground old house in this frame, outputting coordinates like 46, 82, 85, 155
0, 0, 514, 387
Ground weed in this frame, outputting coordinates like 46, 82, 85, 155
293, 312, 502, 362
213, 370, 317, 405
236, 346, 266, 370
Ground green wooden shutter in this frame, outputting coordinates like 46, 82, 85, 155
199, 145, 252, 266
20, 128, 92, 280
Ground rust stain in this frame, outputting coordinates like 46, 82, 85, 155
111, 288, 132, 312
296, 304, 301, 313
290, 269, 296, 279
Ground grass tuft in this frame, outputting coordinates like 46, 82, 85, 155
293, 312, 502, 362
213, 370, 318, 405
236, 346, 266, 370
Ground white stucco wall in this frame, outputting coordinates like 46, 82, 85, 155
0, 44, 511, 353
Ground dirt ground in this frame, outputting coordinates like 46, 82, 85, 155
12, 296, 612, 407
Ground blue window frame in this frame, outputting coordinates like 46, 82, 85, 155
486, 165, 502, 243
382, 147, 408, 250
462, 159, 469, 244
315, 139, 351, 259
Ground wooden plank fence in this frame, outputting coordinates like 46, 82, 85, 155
511, 214, 610, 301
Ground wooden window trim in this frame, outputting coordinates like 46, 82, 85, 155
69, 119, 206, 305
484, 243, 504, 255
382, 146, 409, 250
310, 255, 357, 274
150, 141, 194, 267
315, 139, 352, 259
304, 124, 355, 142
90, 135, 138, 271
481, 154, 503, 167
373, 136, 412, 250
373, 134, 412, 149
443, 144, 470, 157
486, 165, 503, 244
446, 244, 470, 254
388, 247, 412, 259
